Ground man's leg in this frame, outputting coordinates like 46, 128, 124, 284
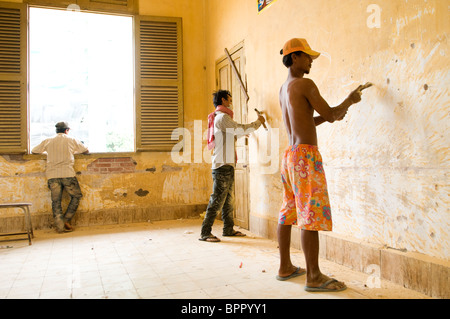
302, 229, 346, 291
47, 178, 65, 232
62, 177, 83, 228
200, 167, 230, 239
221, 167, 236, 236
301, 230, 320, 277
277, 224, 305, 277
277, 147, 303, 277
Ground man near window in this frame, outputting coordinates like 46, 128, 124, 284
277, 38, 368, 292
200, 90, 266, 242
32, 122, 89, 233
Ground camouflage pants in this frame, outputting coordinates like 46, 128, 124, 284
47, 177, 82, 231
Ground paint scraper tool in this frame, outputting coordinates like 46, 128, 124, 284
254, 108, 268, 131
358, 82, 373, 91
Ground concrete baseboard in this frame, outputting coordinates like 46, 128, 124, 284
1, 203, 207, 232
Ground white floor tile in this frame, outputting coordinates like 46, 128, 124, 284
0, 219, 430, 301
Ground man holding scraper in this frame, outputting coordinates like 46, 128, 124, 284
200, 90, 266, 242
277, 38, 372, 292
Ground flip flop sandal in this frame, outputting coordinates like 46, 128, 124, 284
223, 231, 246, 237
199, 235, 221, 242
304, 278, 347, 292
276, 267, 306, 281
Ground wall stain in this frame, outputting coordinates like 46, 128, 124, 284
162, 165, 182, 172
2, 155, 28, 163
135, 188, 149, 197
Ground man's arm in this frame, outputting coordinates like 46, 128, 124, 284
314, 116, 326, 126
301, 78, 361, 123
216, 113, 263, 137
72, 138, 89, 154
317, 110, 348, 124
31, 140, 47, 154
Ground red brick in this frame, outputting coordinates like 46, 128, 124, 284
95, 163, 112, 168
98, 158, 115, 163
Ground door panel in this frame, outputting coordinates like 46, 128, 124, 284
218, 63, 230, 91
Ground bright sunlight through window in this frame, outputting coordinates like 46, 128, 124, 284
29, 7, 134, 153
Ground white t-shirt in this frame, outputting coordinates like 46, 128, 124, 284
32, 133, 88, 179
211, 111, 261, 169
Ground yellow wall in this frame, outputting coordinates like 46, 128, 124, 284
204, 0, 449, 259
138, 0, 209, 122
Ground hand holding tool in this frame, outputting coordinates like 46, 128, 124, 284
254, 108, 268, 131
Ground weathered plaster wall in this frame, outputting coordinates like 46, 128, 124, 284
0, 0, 212, 228
204, 0, 449, 260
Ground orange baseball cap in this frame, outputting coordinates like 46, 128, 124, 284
281, 38, 320, 59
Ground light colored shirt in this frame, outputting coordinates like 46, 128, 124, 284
212, 111, 261, 169
32, 133, 88, 179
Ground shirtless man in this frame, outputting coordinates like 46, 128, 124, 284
277, 38, 367, 292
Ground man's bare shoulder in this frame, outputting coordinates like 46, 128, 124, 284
288, 77, 315, 90
286, 78, 316, 100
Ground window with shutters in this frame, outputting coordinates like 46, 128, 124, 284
0, 1, 183, 154
136, 16, 183, 151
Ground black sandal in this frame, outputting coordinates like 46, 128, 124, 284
199, 235, 221, 242
223, 231, 246, 237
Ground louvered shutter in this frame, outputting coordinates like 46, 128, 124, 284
136, 16, 183, 151
0, 2, 27, 154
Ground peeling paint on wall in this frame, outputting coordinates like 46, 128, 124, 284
162, 167, 210, 204
1, 155, 29, 163
0, 152, 212, 229
161, 164, 183, 172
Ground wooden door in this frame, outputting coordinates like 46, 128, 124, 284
215, 43, 249, 229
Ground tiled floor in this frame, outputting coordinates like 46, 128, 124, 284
0, 218, 429, 299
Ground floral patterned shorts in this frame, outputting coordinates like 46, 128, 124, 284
279, 145, 332, 231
